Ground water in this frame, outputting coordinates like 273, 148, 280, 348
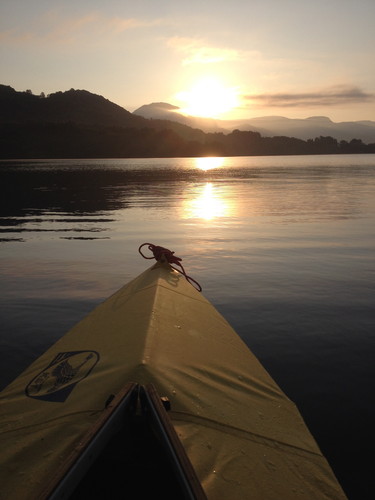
1, 155, 374, 499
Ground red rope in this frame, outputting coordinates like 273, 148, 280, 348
138, 243, 202, 292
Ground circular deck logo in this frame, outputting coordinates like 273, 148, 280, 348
25, 350, 99, 402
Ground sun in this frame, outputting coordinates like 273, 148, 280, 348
176, 77, 239, 119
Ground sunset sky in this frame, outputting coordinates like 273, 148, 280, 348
1, 0, 374, 122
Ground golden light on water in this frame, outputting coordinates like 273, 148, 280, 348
195, 157, 225, 171
183, 182, 232, 220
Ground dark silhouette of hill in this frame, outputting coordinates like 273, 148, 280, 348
134, 102, 375, 143
0, 85, 146, 127
228, 115, 375, 144
0, 85, 205, 139
133, 102, 223, 132
1, 85, 374, 158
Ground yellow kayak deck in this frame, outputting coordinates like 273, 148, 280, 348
0, 261, 347, 499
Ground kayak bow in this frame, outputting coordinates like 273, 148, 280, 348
0, 249, 347, 499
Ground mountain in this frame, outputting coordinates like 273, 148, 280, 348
0, 84, 207, 142
132, 102, 180, 120
227, 115, 375, 143
2, 85, 373, 143
134, 102, 375, 143
1, 85, 374, 158
0, 85, 207, 158
0, 84, 146, 128
133, 102, 224, 132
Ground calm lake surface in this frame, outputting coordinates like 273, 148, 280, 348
1, 154, 374, 499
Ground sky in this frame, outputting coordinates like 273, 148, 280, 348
1, 0, 375, 122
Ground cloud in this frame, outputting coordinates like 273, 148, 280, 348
245, 85, 375, 108
166, 36, 245, 65
0, 11, 162, 46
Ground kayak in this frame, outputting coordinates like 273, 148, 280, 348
0, 245, 347, 499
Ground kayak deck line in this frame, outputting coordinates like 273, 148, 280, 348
0, 248, 348, 499
168, 410, 326, 458
41, 382, 138, 499
41, 382, 206, 500
140, 384, 207, 500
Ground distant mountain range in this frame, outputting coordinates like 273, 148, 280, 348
1, 84, 374, 143
1, 84, 374, 158
133, 102, 375, 143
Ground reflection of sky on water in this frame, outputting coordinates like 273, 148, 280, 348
1, 157, 375, 500
2, 156, 373, 241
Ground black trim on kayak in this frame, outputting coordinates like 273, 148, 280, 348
41, 382, 206, 500
140, 384, 207, 500
44, 382, 138, 499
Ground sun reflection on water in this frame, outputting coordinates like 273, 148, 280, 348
183, 182, 232, 220
195, 157, 225, 171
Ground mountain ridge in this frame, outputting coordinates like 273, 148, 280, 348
0, 85, 145, 128
1, 85, 374, 158
133, 102, 375, 143
2, 84, 374, 143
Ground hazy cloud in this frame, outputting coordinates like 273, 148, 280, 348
167, 36, 245, 65
245, 86, 375, 107
0, 11, 162, 46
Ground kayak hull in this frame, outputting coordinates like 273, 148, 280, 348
0, 262, 347, 499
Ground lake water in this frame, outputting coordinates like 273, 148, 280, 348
1, 154, 374, 499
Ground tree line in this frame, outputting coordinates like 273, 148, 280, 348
1, 121, 374, 159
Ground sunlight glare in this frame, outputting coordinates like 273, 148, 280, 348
184, 182, 229, 220
195, 157, 225, 171
176, 78, 239, 118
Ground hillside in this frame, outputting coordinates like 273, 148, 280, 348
228, 115, 375, 143
0, 85, 205, 139
133, 102, 223, 132
134, 102, 375, 143
0, 85, 146, 127
1, 85, 374, 158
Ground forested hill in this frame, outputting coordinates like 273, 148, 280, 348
1, 85, 148, 128
1, 85, 374, 158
